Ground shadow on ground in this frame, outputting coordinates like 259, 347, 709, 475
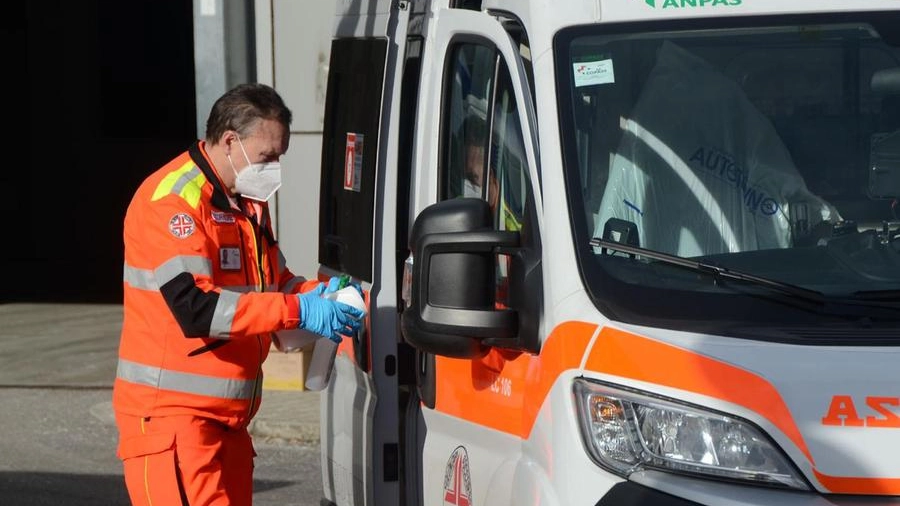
0, 472, 294, 506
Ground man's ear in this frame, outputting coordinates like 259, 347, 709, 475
220, 130, 239, 154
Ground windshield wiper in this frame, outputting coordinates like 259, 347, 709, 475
590, 238, 826, 305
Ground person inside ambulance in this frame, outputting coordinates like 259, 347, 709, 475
463, 118, 500, 211
594, 41, 840, 257
460, 115, 525, 234
113, 83, 365, 506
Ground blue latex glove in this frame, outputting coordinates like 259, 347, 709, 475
298, 284, 365, 343
324, 275, 345, 294
324, 275, 364, 298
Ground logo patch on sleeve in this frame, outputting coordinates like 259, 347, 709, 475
169, 213, 196, 239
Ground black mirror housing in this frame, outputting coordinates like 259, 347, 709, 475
401, 198, 519, 358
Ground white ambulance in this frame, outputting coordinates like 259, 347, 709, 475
311, 0, 900, 504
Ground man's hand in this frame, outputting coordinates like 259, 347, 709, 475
297, 285, 365, 343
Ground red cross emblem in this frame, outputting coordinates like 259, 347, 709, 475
168, 213, 195, 239
443, 447, 472, 506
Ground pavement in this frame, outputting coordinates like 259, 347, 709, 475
0, 303, 322, 443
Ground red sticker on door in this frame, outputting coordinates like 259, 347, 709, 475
344, 132, 364, 192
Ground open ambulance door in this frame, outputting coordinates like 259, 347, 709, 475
317, 2, 415, 505
402, 6, 543, 506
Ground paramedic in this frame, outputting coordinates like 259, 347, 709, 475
462, 118, 499, 211
463, 121, 522, 232
464, 140, 500, 210
112, 83, 364, 506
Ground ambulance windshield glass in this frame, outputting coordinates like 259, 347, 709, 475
557, 13, 900, 326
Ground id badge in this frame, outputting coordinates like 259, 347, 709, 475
220, 247, 242, 271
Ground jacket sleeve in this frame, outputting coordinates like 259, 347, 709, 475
127, 194, 300, 339
274, 248, 322, 295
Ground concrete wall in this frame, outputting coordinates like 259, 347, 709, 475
256, 0, 338, 278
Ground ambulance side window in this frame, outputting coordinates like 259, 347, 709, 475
490, 60, 528, 233
441, 42, 530, 230
441, 41, 533, 307
442, 43, 495, 202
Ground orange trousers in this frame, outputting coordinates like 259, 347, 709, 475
116, 414, 255, 506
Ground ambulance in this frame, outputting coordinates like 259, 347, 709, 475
310, 0, 900, 504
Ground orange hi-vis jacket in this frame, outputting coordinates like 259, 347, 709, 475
113, 141, 317, 429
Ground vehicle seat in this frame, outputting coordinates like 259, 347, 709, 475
594, 41, 837, 257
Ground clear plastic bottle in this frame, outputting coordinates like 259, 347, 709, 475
304, 338, 338, 391
304, 285, 367, 391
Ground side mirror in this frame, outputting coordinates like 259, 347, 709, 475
401, 198, 519, 358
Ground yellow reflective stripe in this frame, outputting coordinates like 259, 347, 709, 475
150, 161, 206, 209
150, 161, 194, 200
502, 201, 522, 232
250, 229, 264, 292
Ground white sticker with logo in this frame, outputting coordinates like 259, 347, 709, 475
573, 59, 615, 87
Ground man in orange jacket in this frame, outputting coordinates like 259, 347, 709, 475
112, 83, 364, 506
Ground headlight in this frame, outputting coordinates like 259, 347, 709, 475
574, 379, 808, 490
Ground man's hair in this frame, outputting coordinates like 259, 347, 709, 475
463, 115, 486, 147
205, 83, 293, 143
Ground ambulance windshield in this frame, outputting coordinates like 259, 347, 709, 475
557, 12, 900, 326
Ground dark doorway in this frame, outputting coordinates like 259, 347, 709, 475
5, 1, 196, 303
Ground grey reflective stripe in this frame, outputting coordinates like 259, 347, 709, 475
210, 290, 241, 338
281, 276, 304, 294
221, 284, 276, 293
171, 166, 203, 197
122, 256, 213, 291
123, 263, 158, 290
155, 256, 213, 286
221, 285, 257, 293
116, 358, 256, 400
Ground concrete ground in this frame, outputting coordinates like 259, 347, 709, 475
0, 303, 321, 443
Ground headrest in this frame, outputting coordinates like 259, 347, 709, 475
871, 68, 900, 94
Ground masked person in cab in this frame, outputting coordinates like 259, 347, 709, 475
112, 83, 364, 506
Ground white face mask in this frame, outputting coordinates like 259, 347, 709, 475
227, 137, 282, 202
